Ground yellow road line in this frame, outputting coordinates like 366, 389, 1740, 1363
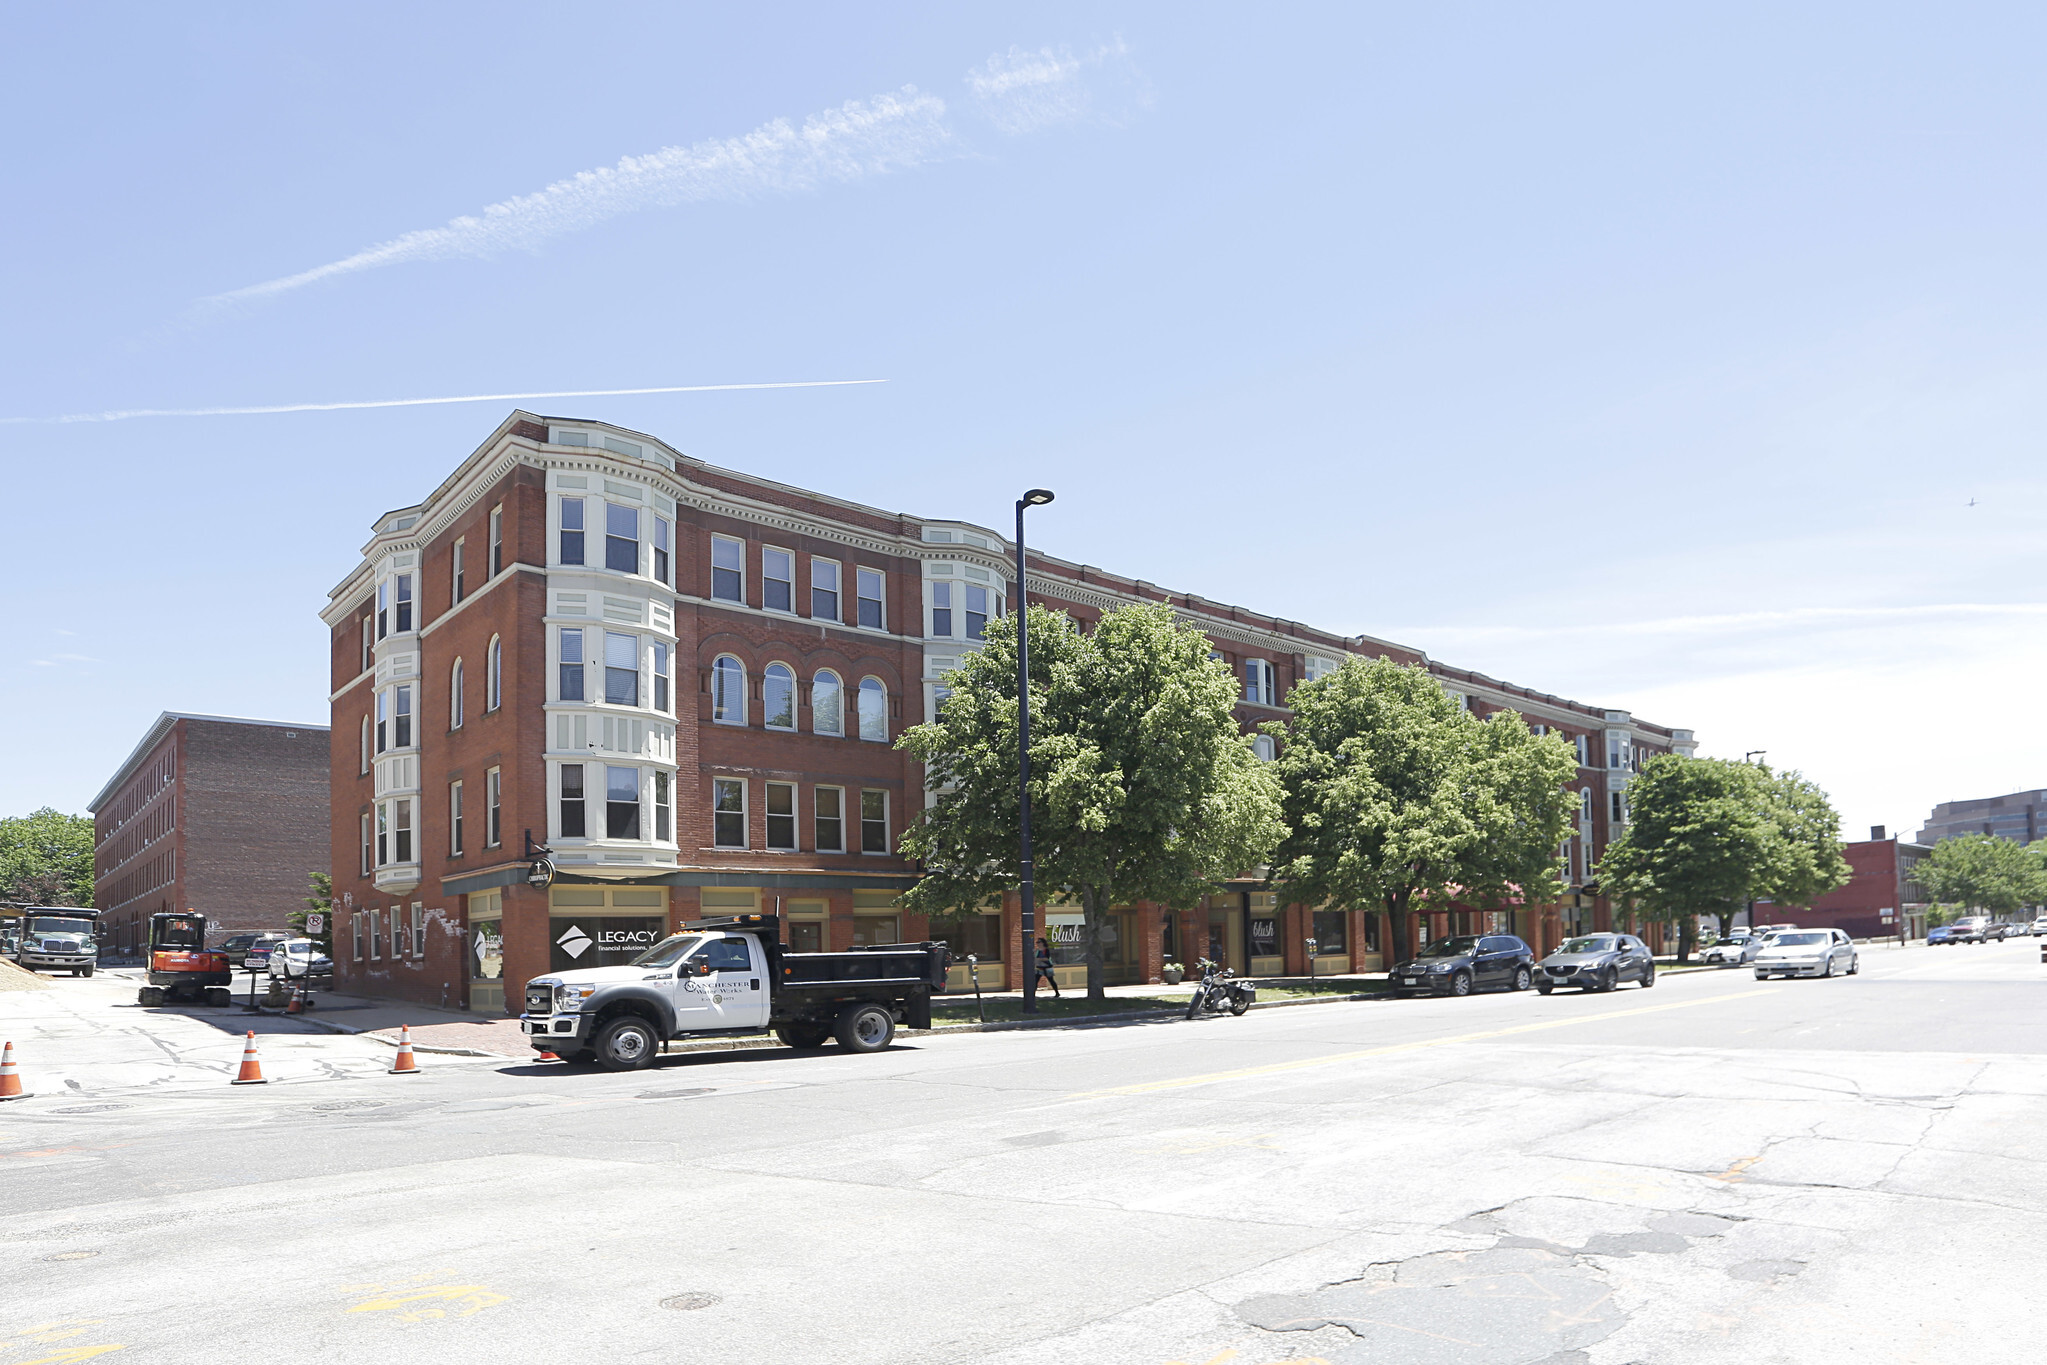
1073, 988, 1771, 1098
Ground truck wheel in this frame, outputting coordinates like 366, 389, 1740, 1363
81, 965, 94, 978
835, 1004, 895, 1053
592, 1016, 659, 1071
774, 1022, 831, 1050
138, 986, 165, 1007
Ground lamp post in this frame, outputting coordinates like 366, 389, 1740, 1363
1016, 488, 1055, 1015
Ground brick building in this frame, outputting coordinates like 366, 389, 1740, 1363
1768, 826, 1932, 941
322, 412, 1694, 1012
89, 712, 332, 954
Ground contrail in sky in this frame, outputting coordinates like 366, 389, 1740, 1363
0, 379, 885, 425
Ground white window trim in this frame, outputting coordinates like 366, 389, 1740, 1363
855, 566, 886, 631
857, 676, 889, 743
711, 655, 748, 726
487, 635, 503, 710
411, 905, 427, 958
486, 766, 503, 848
761, 545, 797, 615
712, 775, 749, 850
449, 780, 465, 855
812, 669, 844, 737
859, 788, 890, 855
710, 533, 747, 604
765, 779, 799, 852
762, 661, 798, 732
814, 784, 847, 853
810, 556, 842, 623
449, 659, 464, 730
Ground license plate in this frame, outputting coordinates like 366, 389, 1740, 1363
1402, 978, 1418, 986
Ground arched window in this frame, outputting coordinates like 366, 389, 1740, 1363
487, 636, 503, 710
450, 659, 465, 730
858, 677, 888, 742
712, 656, 746, 725
359, 715, 371, 775
762, 663, 796, 730
1251, 735, 1277, 762
812, 669, 843, 736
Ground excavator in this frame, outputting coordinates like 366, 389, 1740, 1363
139, 910, 233, 1007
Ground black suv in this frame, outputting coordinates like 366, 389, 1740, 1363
1388, 934, 1536, 997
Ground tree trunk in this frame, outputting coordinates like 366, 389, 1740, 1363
1677, 915, 1697, 964
1080, 885, 1109, 1003
1385, 891, 1412, 965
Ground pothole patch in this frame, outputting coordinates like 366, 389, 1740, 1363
661, 1292, 721, 1311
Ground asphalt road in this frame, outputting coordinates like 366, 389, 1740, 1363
3, 939, 2043, 1365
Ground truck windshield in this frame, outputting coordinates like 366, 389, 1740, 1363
629, 934, 702, 969
27, 917, 94, 935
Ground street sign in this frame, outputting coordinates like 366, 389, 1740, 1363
306, 913, 326, 934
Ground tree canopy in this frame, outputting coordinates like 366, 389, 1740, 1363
897, 602, 1286, 1000
1599, 756, 1850, 946
1915, 834, 2046, 916
0, 807, 94, 907
1266, 656, 1579, 965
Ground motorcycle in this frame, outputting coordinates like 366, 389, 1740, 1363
1185, 958, 1256, 1019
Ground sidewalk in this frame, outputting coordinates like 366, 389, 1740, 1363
286, 990, 530, 1057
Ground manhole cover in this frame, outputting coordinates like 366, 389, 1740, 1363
661, 1292, 721, 1311
637, 1088, 714, 1100
44, 1251, 99, 1262
51, 1104, 127, 1114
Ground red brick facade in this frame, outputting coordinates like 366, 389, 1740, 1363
323, 411, 1694, 1013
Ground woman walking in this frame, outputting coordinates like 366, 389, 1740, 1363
1032, 936, 1061, 997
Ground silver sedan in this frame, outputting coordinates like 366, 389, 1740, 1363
1753, 929, 1858, 980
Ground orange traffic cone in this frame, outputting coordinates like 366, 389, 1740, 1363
285, 988, 303, 1015
231, 1030, 269, 1085
537, 1050, 560, 1062
0, 1042, 27, 1101
388, 1025, 421, 1075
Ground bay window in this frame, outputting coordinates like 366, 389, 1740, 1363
393, 685, 412, 748
375, 690, 388, 754
560, 764, 586, 838
653, 642, 670, 713
965, 583, 990, 640
393, 799, 412, 863
606, 765, 640, 838
605, 502, 639, 573
559, 628, 585, 701
560, 497, 585, 565
653, 517, 671, 585
655, 772, 671, 842
931, 582, 953, 637
604, 631, 638, 706
394, 575, 413, 633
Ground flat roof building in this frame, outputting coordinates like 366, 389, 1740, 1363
1917, 789, 2046, 846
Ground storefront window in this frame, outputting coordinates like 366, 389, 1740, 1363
789, 921, 823, 952
852, 915, 899, 947
1249, 914, 1280, 959
546, 886, 667, 972
1312, 909, 1348, 955
1049, 912, 1124, 968
929, 913, 1003, 963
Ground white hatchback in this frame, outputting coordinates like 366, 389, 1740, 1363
1754, 928, 1858, 980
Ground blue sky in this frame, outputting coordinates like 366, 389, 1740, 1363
5, 2, 2044, 840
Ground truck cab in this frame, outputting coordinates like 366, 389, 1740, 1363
521, 914, 949, 1071
13, 907, 100, 976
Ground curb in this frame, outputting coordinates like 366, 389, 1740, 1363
291, 1014, 515, 1059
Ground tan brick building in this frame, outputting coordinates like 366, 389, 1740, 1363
322, 412, 1694, 1012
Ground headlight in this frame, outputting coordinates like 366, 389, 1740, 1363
553, 984, 595, 1011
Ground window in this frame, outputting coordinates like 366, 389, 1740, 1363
393, 799, 412, 863
653, 642, 670, 713
655, 771, 671, 842
712, 655, 746, 724
359, 813, 373, 875
766, 781, 797, 850
814, 786, 844, 852
488, 636, 502, 709
391, 908, 404, 958
377, 580, 390, 640
860, 789, 889, 854
812, 670, 843, 736
376, 690, 389, 754
359, 715, 371, 774
858, 678, 888, 742
713, 777, 746, 848
1311, 909, 1348, 955
1580, 788, 1593, 822
452, 538, 466, 604
1252, 735, 1278, 761
932, 582, 953, 637
360, 616, 373, 672
559, 764, 586, 838
369, 909, 381, 960
394, 575, 413, 633
965, 583, 990, 640
763, 548, 794, 612
559, 497, 585, 564
486, 767, 502, 847
1609, 736, 1624, 769
351, 911, 363, 962
606, 766, 640, 839
559, 629, 585, 701
450, 660, 464, 729
605, 632, 639, 706
450, 781, 465, 854
1574, 735, 1589, 766
653, 517, 671, 585
1245, 659, 1275, 706
412, 905, 427, 958
811, 558, 840, 621
375, 802, 390, 865
763, 663, 795, 730
605, 502, 639, 573
856, 568, 884, 629
1611, 791, 1624, 822
489, 505, 503, 575
393, 685, 412, 748
711, 535, 744, 602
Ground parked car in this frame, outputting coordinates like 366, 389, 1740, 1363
240, 933, 289, 971
1752, 923, 1799, 938
219, 933, 267, 966
1754, 929, 1858, 979
1926, 926, 1955, 945
1701, 933, 1764, 966
1951, 916, 1991, 944
1387, 934, 1536, 997
2031, 917, 2047, 936
1535, 933, 1656, 993
267, 938, 332, 980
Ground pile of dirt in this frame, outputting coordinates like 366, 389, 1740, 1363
0, 959, 55, 992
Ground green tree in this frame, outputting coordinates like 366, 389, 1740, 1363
289, 871, 334, 954
1601, 757, 1850, 957
1266, 657, 1579, 967
0, 807, 95, 907
1916, 834, 2046, 917
898, 602, 1287, 1001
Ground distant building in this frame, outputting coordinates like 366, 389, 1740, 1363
1917, 789, 2046, 845
1782, 826, 1932, 941
88, 713, 331, 954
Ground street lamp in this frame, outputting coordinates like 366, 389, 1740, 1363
1016, 488, 1054, 1015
